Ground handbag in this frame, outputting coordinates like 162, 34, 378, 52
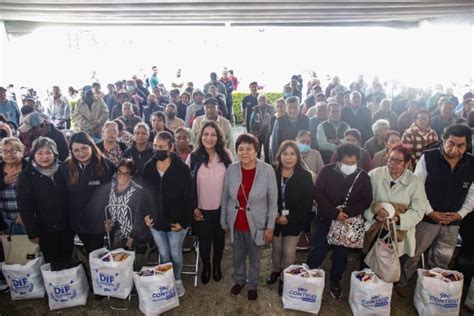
327, 172, 365, 249
1, 223, 40, 265
364, 220, 400, 283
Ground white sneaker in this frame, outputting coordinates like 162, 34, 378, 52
176, 280, 185, 297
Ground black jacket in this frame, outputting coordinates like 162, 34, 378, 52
423, 147, 474, 225
44, 124, 69, 162
274, 167, 314, 236
315, 164, 373, 224
122, 142, 154, 183
17, 162, 69, 239
60, 157, 116, 235
142, 153, 194, 232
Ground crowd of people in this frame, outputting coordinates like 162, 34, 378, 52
0, 67, 473, 308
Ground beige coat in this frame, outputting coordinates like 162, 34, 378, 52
73, 97, 109, 136
364, 166, 428, 257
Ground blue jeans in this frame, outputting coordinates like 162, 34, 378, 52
150, 227, 188, 281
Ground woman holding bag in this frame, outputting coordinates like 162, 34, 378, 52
186, 121, 232, 284
266, 140, 314, 296
220, 133, 278, 301
363, 144, 428, 293
307, 144, 372, 299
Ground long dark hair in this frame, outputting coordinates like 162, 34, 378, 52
194, 121, 231, 167
275, 140, 306, 174
66, 132, 108, 185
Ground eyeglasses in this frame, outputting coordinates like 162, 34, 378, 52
3, 148, 20, 156
72, 145, 91, 154
387, 158, 404, 165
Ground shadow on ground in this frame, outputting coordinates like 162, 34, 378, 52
1, 237, 473, 315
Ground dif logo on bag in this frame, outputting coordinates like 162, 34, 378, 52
288, 287, 317, 303
429, 292, 460, 309
9, 275, 34, 295
95, 270, 120, 292
151, 286, 176, 302
361, 295, 390, 308
50, 281, 77, 303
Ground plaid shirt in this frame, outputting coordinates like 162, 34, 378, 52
402, 123, 438, 162
0, 182, 18, 219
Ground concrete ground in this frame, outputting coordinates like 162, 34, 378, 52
1, 239, 473, 316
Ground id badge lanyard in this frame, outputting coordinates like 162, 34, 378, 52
280, 172, 293, 215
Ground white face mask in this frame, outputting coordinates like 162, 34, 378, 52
340, 163, 357, 175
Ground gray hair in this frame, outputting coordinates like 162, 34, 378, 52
30, 136, 59, 158
372, 119, 390, 135
134, 122, 150, 135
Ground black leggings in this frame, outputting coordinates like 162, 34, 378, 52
195, 208, 225, 265
39, 229, 75, 263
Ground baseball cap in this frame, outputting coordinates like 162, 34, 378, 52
18, 112, 46, 133
204, 97, 218, 106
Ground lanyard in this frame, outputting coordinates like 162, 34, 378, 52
280, 172, 293, 209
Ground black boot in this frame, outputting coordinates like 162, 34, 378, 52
278, 279, 283, 296
201, 262, 211, 284
213, 257, 222, 282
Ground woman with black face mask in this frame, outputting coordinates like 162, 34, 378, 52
142, 131, 194, 298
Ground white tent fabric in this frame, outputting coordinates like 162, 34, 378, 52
1, 1, 473, 33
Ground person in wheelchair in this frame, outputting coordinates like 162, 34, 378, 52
103, 158, 151, 270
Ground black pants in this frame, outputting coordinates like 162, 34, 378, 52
77, 233, 105, 255
39, 229, 75, 263
256, 133, 271, 164
307, 220, 350, 284
195, 208, 225, 266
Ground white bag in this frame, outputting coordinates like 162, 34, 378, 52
133, 263, 179, 315
464, 277, 474, 311
41, 263, 89, 311
89, 248, 135, 299
414, 268, 463, 316
1, 256, 45, 300
282, 264, 325, 315
349, 269, 393, 316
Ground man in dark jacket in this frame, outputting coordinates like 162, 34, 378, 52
307, 144, 372, 299
396, 124, 474, 296
271, 96, 309, 160
18, 112, 69, 162
341, 91, 372, 144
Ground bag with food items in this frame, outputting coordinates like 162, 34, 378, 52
1, 256, 45, 300
349, 269, 393, 316
133, 263, 179, 315
40, 262, 89, 310
282, 264, 325, 314
414, 268, 463, 316
89, 248, 135, 299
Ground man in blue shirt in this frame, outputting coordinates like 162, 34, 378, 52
0, 87, 20, 126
